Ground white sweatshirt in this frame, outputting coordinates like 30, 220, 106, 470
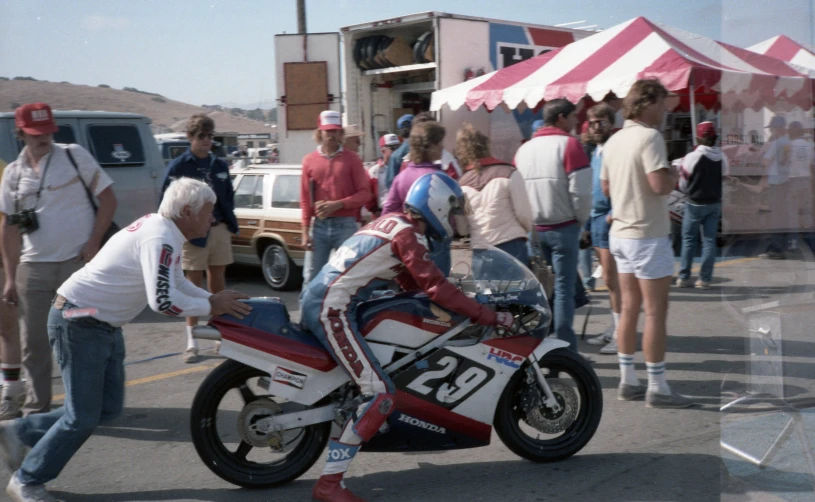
58, 213, 212, 327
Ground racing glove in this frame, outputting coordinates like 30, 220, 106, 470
495, 311, 514, 328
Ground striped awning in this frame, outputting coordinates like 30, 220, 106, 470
431, 17, 815, 113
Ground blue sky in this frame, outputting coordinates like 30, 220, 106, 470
1, 0, 812, 107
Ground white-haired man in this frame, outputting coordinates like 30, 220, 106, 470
0, 178, 252, 502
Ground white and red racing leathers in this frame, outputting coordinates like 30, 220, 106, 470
300, 213, 497, 473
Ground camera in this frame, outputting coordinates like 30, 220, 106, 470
8, 209, 39, 235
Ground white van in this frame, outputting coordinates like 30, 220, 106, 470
0, 110, 165, 228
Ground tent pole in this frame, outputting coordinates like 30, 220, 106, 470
689, 72, 698, 147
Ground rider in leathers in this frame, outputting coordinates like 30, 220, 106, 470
301, 173, 513, 502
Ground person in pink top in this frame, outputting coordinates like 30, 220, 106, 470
300, 111, 371, 284
381, 121, 451, 274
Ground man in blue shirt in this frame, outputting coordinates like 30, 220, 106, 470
582, 103, 621, 356
384, 113, 414, 189
161, 114, 238, 363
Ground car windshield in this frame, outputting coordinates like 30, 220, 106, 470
450, 243, 546, 306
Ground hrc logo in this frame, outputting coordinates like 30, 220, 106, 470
486, 347, 523, 369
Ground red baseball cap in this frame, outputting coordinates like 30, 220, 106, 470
696, 121, 717, 139
378, 133, 400, 148
318, 110, 343, 131
15, 103, 59, 135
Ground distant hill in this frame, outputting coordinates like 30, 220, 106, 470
0, 79, 274, 134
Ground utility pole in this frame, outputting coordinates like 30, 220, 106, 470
297, 0, 307, 34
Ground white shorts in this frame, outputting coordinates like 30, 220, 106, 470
609, 235, 674, 280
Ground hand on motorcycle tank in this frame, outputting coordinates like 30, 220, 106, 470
495, 311, 514, 328
209, 291, 252, 319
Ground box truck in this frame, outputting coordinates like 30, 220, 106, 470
275, 12, 591, 164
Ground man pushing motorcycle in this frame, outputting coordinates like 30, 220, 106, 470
301, 172, 513, 502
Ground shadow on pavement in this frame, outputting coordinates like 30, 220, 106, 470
53, 452, 741, 502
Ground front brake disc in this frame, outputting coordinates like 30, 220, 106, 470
524, 378, 578, 434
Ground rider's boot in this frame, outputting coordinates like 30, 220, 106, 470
312, 440, 366, 502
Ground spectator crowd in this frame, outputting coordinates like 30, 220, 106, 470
0, 78, 745, 498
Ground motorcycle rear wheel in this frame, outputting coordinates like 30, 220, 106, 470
494, 349, 602, 463
190, 360, 331, 488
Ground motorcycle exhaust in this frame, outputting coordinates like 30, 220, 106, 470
192, 326, 222, 341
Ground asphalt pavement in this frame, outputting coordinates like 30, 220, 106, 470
4, 254, 815, 502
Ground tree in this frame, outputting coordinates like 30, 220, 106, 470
267, 108, 278, 122
246, 108, 266, 121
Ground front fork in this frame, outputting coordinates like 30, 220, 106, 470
527, 355, 563, 414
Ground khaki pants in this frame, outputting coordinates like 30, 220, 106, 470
17, 259, 83, 416
182, 223, 234, 271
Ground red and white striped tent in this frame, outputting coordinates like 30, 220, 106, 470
748, 35, 815, 71
430, 17, 815, 113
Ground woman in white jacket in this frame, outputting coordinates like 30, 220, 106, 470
457, 123, 534, 263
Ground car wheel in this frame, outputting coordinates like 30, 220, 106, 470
261, 242, 302, 291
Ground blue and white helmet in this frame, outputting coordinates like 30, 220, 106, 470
404, 172, 470, 241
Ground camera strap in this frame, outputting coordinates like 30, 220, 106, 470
14, 148, 53, 214
64, 147, 99, 213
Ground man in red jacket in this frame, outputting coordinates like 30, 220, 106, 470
300, 111, 372, 284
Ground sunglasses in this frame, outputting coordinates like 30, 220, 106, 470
197, 132, 215, 140
588, 119, 608, 128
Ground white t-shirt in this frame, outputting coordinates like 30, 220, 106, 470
0, 144, 114, 263
763, 136, 792, 185
790, 138, 814, 178
367, 160, 388, 208
58, 213, 212, 327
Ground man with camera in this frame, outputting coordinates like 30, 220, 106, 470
0, 178, 251, 502
0, 103, 117, 419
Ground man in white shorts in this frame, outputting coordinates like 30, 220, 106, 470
601, 79, 693, 409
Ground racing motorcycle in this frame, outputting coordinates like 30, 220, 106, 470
189, 245, 603, 488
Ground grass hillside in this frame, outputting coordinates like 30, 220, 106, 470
0, 80, 273, 134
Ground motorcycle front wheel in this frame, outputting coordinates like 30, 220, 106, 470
190, 360, 331, 488
494, 348, 603, 463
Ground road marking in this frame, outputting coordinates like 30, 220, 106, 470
52, 364, 215, 402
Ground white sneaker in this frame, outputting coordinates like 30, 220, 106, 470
6, 474, 64, 502
0, 423, 25, 472
182, 348, 200, 364
675, 278, 692, 288
599, 337, 618, 354
0, 382, 25, 421
586, 324, 614, 346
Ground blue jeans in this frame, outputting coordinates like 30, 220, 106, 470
578, 248, 595, 289
679, 202, 721, 282
303, 217, 359, 284
537, 224, 580, 351
15, 304, 125, 486
496, 238, 530, 265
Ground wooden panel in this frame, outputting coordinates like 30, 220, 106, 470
284, 62, 328, 105
264, 220, 302, 231
284, 62, 330, 131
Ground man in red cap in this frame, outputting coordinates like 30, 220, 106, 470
300, 111, 371, 284
0, 103, 117, 422
676, 121, 727, 289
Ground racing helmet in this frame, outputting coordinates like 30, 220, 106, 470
404, 172, 470, 241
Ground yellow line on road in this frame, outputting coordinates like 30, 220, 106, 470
52, 364, 215, 402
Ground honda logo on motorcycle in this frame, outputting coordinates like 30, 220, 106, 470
486, 347, 523, 369
397, 414, 447, 434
